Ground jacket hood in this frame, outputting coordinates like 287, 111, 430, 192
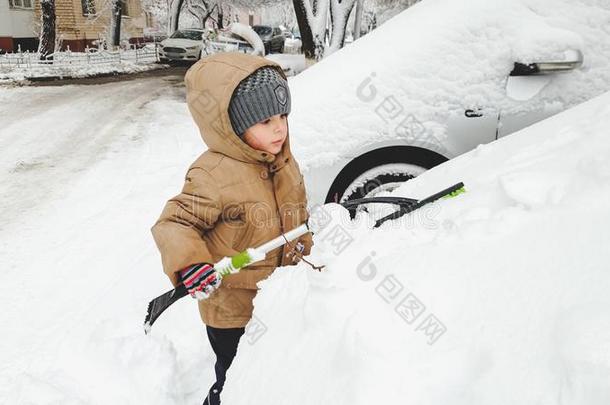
185, 52, 292, 168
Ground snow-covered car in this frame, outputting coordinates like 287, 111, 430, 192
283, 34, 302, 55
287, 0, 610, 210
203, 23, 263, 56
159, 28, 212, 62
222, 86, 610, 405
253, 25, 286, 54
205, 33, 254, 55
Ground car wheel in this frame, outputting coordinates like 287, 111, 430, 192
324, 146, 447, 218
341, 163, 427, 203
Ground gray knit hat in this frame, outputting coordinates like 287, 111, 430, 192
228, 66, 291, 137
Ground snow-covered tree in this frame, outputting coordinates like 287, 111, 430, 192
182, 0, 217, 29
293, 0, 358, 60
352, 0, 363, 39
260, 1, 298, 30
293, 0, 329, 60
366, 0, 420, 25
37, 0, 56, 60
109, 0, 123, 47
326, 0, 357, 56
156, 0, 279, 36
296, 0, 417, 59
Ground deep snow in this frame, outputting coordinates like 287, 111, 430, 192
2, 79, 609, 405
1, 0, 609, 403
221, 89, 610, 405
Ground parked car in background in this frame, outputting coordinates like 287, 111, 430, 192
252, 25, 285, 54
291, 27, 301, 40
143, 31, 167, 45
158, 28, 212, 62
279, 25, 294, 39
204, 31, 255, 55
283, 28, 303, 55
202, 23, 264, 57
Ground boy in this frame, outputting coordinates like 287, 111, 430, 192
151, 52, 313, 405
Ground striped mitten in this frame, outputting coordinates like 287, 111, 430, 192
179, 262, 222, 300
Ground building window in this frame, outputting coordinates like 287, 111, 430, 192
9, 0, 34, 9
81, 0, 96, 16
122, 0, 129, 17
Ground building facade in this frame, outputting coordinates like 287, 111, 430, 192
0, 0, 151, 53
0, 0, 37, 52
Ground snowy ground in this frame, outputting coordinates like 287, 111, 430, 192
0, 75, 218, 403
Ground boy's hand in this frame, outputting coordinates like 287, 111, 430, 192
287, 241, 306, 264
179, 262, 221, 300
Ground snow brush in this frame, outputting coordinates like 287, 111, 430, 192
144, 224, 311, 334
144, 182, 465, 333
341, 182, 465, 228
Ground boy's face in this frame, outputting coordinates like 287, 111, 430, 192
242, 113, 288, 155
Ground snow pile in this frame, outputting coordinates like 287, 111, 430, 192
287, 0, 610, 171
222, 90, 610, 405
266, 54, 307, 76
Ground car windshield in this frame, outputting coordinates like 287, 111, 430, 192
253, 26, 272, 36
170, 30, 203, 40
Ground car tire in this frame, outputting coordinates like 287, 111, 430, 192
324, 146, 447, 217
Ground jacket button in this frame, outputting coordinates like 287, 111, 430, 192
260, 171, 268, 179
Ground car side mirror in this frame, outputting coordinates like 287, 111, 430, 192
510, 49, 583, 76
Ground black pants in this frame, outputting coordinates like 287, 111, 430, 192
202, 325, 246, 405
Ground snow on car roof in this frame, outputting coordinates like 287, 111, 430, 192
287, 0, 610, 171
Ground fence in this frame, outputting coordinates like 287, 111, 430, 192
0, 44, 160, 77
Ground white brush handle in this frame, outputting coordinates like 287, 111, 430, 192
255, 223, 310, 255
215, 223, 311, 276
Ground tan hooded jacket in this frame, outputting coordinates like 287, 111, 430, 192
151, 52, 313, 328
